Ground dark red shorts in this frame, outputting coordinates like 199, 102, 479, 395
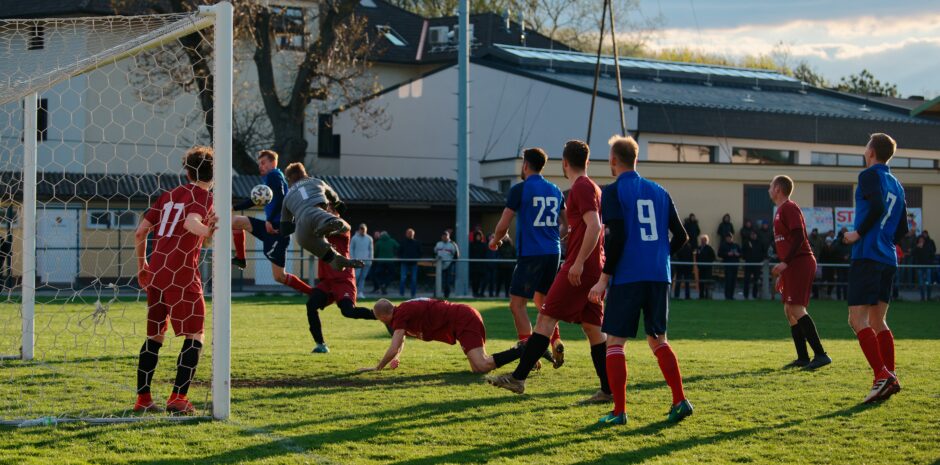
146, 288, 206, 337
454, 305, 486, 353
541, 271, 603, 326
316, 278, 357, 306
781, 255, 816, 308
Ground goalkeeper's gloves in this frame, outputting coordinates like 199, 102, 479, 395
333, 201, 347, 215
279, 221, 296, 236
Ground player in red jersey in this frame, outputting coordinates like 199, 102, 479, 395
133, 146, 218, 414
486, 140, 610, 401
360, 298, 524, 374
769, 175, 831, 370
306, 208, 380, 354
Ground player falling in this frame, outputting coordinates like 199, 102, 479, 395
486, 140, 611, 404
361, 298, 524, 373
231, 150, 313, 295
307, 207, 380, 354
133, 146, 218, 414
769, 175, 831, 370
278, 162, 363, 271
588, 135, 692, 425
842, 133, 907, 403
488, 148, 564, 366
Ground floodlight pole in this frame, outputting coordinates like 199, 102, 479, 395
21, 92, 37, 362
456, 0, 470, 297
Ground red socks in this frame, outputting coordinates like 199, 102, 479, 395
654, 343, 686, 406
877, 329, 895, 372
605, 344, 627, 415
856, 328, 889, 379
550, 326, 561, 346
284, 273, 313, 295
233, 229, 246, 260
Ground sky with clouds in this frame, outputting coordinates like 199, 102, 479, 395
637, 0, 940, 98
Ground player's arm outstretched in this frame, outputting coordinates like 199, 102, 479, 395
359, 329, 406, 372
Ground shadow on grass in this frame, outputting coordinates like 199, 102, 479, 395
233, 370, 489, 401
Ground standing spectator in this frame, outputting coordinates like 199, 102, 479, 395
484, 233, 500, 297
757, 220, 774, 254
497, 238, 516, 298
718, 234, 742, 300
820, 236, 841, 298
673, 242, 694, 300
913, 235, 933, 301
834, 227, 852, 300
742, 230, 765, 299
398, 228, 421, 298
469, 230, 488, 297
696, 235, 716, 299
921, 231, 937, 285
374, 231, 400, 295
350, 223, 373, 299
435, 230, 459, 298
370, 231, 382, 292
683, 214, 701, 244
900, 230, 916, 285
717, 213, 735, 242
808, 228, 825, 257
740, 219, 755, 249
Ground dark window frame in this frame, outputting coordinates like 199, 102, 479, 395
732, 147, 796, 165
813, 184, 854, 208
647, 142, 716, 163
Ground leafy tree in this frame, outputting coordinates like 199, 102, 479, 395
836, 69, 899, 97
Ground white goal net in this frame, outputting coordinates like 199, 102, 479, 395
0, 4, 232, 424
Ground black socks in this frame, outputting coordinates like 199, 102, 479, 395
172, 339, 202, 396
512, 333, 550, 381
137, 338, 162, 394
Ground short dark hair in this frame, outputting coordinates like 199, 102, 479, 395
772, 175, 794, 197
258, 149, 278, 164
522, 148, 548, 172
868, 133, 896, 162
608, 135, 638, 165
284, 162, 308, 184
184, 146, 214, 182
562, 140, 589, 169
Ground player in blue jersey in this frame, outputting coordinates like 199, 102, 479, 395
232, 150, 313, 295
841, 133, 908, 403
589, 135, 692, 426
488, 148, 565, 364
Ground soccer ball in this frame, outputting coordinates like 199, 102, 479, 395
250, 184, 274, 206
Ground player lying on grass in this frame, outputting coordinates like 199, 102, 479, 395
359, 298, 525, 374
486, 140, 611, 404
307, 207, 382, 354
134, 146, 218, 415
278, 162, 362, 271
231, 149, 313, 296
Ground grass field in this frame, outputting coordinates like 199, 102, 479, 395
1, 296, 939, 464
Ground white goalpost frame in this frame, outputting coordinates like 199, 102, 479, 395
11, 2, 234, 423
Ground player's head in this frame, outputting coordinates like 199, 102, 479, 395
257, 150, 278, 175
406, 228, 415, 239
865, 133, 896, 166
372, 298, 395, 323
520, 148, 548, 179
607, 135, 638, 175
769, 175, 794, 203
284, 162, 308, 186
183, 146, 214, 184
561, 140, 590, 179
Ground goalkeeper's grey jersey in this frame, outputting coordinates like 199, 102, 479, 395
281, 177, 340, 224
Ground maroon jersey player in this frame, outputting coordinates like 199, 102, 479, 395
133, 146, 218, 415
770, 175, 830, 370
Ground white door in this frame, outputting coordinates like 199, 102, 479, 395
37, 209, 79, 284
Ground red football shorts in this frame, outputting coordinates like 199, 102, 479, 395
781, 255, 816, 308
316, 277, 357, 306
453, 304, 486, 353
541, 271, 603, 326
146, 288, 206, 337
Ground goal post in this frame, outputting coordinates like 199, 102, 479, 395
0, 3, 233, 424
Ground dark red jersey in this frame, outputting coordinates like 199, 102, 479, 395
390, 299, 481, 345
317, 231, 354, 282
143, 183, 213, 293
773, 200, 813, 262
562, 176, 604, 276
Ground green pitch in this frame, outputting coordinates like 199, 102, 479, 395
1, 297, 939, 464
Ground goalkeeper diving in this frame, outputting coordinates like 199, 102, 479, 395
279, 162, 363, 271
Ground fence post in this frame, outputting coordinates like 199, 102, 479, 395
761, 260, 771, 300
435, 258, 442, 298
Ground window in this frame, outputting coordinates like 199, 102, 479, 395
743, 185, 774, 225
37, 98, 48, 141
272, 6, 305, 51
28, 23, 44, 50
317, 114, 339, 158
905, 186, 922, 208
811, 152, 863, 167
647, 143, 714, 163
87, 210, 138, 230
114, 211, 138, 230
814, 184, 853, 208
732, 147, 795, 164
0, 206, 19, 228
377, 25, 407, 46
890, 157, 936, 169
499, 179, 511, 194
87, 211, 111, 229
